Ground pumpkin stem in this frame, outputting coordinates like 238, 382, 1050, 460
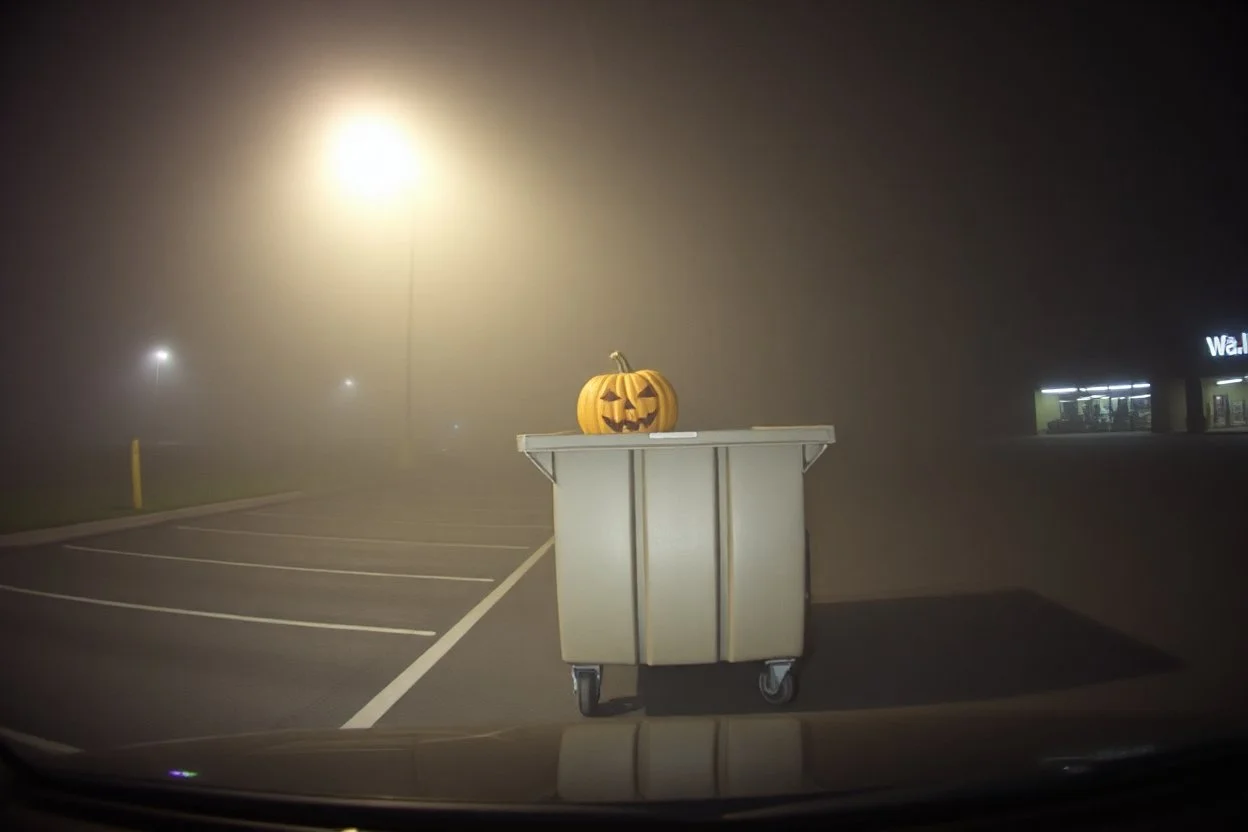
609, 351, 633, 373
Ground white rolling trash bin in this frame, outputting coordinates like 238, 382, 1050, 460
517, 426, 835, 716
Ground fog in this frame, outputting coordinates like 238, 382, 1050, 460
1, 1, 1243, 458
5, 3, 1248, 789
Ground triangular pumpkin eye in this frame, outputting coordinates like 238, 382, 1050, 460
601, 390, 621, 402
638, 384, 657, 398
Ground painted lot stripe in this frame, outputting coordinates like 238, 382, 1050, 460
427, 506, 548, 515
342, 535, 554, 729
363, 505, 549, 517
247, 510, 550, 530
174, 525, 529, 550
63, 544, 495, 583
374, 520, 551, 530
0, 583, 437, 636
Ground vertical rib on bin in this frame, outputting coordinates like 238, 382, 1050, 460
637, 446, 720, 665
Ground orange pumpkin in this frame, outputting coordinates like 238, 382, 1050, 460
577, 351, 679, 435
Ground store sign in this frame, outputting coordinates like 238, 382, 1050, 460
1206, 333, 1248, 357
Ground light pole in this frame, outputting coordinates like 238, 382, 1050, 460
327, 112, 419, 468
402, 203, 415, 470
150, 347, 171, 439
153, 348, 170, 389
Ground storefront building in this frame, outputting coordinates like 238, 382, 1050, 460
1198, 330, 1248, 430
1031, 323, 1248, 435
1034, 381, 1155, 434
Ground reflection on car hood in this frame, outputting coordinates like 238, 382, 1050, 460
23, 711, 1247, 806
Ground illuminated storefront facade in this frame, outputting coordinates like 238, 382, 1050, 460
1034, 382, 1154, 434
1199, 329, 1248, 430
1031, 323, 1248, 436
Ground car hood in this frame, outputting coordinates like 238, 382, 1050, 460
16, 710, 1247, 807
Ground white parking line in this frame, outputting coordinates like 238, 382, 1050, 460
392, 519, 551, 529
63, 545, 495, 583
175, 525, 529, 550
382, 506, 550, 517
247, 510, 551, 530
0, 583, 437, 636
341, 535, 554, 729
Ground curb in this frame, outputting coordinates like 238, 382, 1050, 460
0, 491, 305, 549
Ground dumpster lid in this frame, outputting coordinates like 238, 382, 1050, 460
516, 425, 834, 453
517, 426, 835, 483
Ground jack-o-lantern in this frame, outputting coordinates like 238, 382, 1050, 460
577, 351, 678, 435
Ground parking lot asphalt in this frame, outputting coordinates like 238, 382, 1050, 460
3, 445, 1246, 754
0, 474, 557, 751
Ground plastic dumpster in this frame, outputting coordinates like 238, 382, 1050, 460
517, 425, 835, 716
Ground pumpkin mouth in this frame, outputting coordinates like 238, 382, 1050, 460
602, 411, 659, 433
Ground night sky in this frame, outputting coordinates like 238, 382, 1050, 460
1, 0, 1244, 449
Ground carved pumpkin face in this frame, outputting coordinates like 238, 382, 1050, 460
577, 351, 679, 435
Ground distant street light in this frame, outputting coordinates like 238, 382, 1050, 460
343, 378, 356, 389
152, 347, 171, 387
148, 346, 172, 441
327, 110, 419, 468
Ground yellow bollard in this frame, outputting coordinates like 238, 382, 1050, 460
130, 438, 143, 510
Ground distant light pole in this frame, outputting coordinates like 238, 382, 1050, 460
342, 377, 356, 390
149, 347, 172, 441
327, 111, 419, 468
153, 348, 170, 388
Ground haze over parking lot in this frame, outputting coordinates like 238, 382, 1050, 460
1, 0, 1246, 787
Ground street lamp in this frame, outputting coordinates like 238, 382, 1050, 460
148, 347, 172, 442
327, 111, 419, 468
152, 348, 171, 388
328, 114, 417, 200
342, 378, 356, 389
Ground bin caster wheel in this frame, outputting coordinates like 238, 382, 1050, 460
573, 667, 601, 717
759, 668, 796, 706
